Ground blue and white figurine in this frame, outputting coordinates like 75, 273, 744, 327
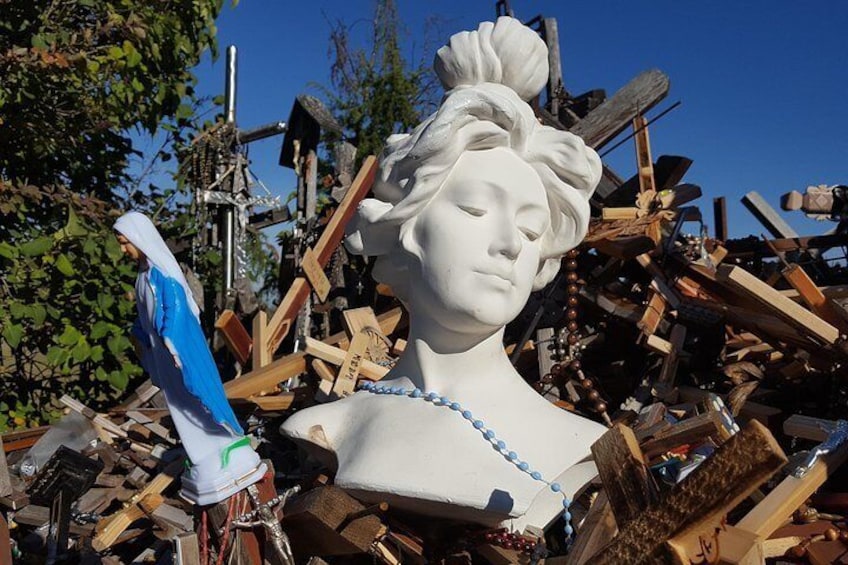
281, 17, 606, 533
116, 211, 266, 505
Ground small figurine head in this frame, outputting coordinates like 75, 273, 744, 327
114, 211, 201, 318
345, 17, 601, 332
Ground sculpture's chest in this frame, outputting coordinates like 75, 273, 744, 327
330, 396, 565, 520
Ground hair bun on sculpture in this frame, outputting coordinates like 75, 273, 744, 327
434, 16, 549, 102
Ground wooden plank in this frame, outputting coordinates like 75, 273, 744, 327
251, 309, 270, 369
226, 351, 307, 400
266, 156, 378, 356
215, 309, 251, 366
589, 421, 786, 564
782, 263, 847, 331
637, 290, 666, 337
329, 331, 371, 399
60, 395, 127, 439
302, 246, 330, 303
0, 514, 11, 565
657, 324, 686, 386
632, 115, 655, 194
92, 458, 184, 552
543, 17, 563, 117
569, 70, 670, 150
341, 307, 382, 339
281, 486, 387, 557
740, 191, 799, 239
174, 532, 201, 565
567, 491, 618, 565
716, 264, 839, 345
668, 524, 763, 565
304, 337, 388, 382
636, 254, 682, 309
601, 207, 639, 221
590, 424, 655, 526
0, 436, 11, 498
640, 411, 726, 459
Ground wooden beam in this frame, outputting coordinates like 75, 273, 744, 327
251, 310, 270, 369
657, 324, 686, 386
601, 207, 639, 221
740, 191, 798, 239
215, 309, 252, 366
637, 290, 666, 337
781, 263, 848, 332
567, 491, 618, 565
304, 337, 388, 382
569, 70, 670, 150
590, 424, 656, 526
716, 264, 839, 346
632, 115, 655, 194
265, 156, 378, 357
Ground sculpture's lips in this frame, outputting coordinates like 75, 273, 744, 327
474, 269, 514, 285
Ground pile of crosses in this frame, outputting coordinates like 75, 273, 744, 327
4, 20, 848, 564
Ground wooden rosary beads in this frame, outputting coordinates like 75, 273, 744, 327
541, 249, 611, 425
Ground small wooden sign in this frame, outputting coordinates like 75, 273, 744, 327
302, 247, 331, 303
330, 331, 370, 399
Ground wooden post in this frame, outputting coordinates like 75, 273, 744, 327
590, 424, 656, 527
251, 310, 270, 369
632, 115, 655, 194
713, 196, 728, 242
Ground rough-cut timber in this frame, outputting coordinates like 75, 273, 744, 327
569, 70, 670, 149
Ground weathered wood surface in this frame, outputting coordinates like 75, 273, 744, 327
588, 421, 786, 564
590, 424, 656, 526
736, 415, 848, 539
281, 486, 386, 557
716, 264, 839, 345
741, 190, 799, 239
569, 70, 670, 150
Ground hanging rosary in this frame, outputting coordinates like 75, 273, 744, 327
542, 249, 611, 426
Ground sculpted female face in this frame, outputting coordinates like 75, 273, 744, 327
407, 146, 549, 333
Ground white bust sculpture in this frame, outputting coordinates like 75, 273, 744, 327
281, 16, 606, 531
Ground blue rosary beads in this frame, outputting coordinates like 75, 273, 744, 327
358, 381, 575, 542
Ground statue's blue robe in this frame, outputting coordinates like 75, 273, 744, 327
132, 266, 243, 435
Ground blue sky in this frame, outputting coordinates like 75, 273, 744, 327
169, 1, 848, 240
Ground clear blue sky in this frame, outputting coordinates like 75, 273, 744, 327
178, 0, 848, 240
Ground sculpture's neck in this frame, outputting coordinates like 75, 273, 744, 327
391, 319, 516, 399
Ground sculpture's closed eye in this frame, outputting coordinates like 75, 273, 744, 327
458, 204, 487, 217
520, 228, 540, 242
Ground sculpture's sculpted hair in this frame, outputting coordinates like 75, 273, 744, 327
345, 17, 602, 301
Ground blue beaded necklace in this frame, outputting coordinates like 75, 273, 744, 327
358, 381, 574, 543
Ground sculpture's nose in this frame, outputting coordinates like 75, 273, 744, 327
492, 226, 521, 261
